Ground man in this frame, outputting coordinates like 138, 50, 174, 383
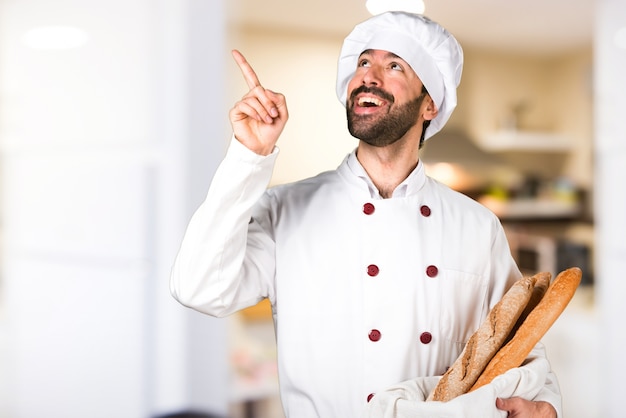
170, 11, 561, 417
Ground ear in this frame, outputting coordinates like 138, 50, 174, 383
422, 95, 439, 121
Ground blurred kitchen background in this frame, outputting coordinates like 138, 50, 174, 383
0, 0, 623, 417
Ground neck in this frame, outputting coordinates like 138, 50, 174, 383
356, 136, 420, 199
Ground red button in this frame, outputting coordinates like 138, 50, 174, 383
363, 203, 375, 215
420, 332, 433, 344
367, 393, 375, 402
369, 329, 381, 342
420, 205, 431, 217
426, 265, 439, 277
367, 264, 379, 277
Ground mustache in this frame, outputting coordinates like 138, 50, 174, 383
349, 85, 395, 104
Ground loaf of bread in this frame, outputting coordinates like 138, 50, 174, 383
427, 274, 540, 402
503, 271, 551, 346
470, 267, 582, 391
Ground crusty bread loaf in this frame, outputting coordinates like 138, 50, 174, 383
427, 274, 538, 402
470, 267, 582, 391
503, 271, 551, 346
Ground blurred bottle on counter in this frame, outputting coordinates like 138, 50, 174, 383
552, 177, 579, 203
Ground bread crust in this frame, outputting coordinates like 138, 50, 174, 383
427, 274, 539, 402
470, 267, 582, 391
503, 271, 551, 346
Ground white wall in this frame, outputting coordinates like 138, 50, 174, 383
0, 0, 230, 416
594, 1, 626, 416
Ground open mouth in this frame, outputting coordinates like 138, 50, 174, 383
357, 96, 383, 107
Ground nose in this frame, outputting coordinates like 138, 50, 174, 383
362, 64, 382, 86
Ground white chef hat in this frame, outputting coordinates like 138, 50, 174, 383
336, 11, 463, 141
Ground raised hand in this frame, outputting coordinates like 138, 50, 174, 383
229, 49, 289, 156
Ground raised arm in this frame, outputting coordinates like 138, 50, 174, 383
170, 50, 286, 316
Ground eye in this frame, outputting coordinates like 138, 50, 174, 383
390, 62, 403, 71
358, 58, 371, 68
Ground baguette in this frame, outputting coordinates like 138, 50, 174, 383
427, 274, 538, 402
503, 271, 551, 346
470, 267, 582, 391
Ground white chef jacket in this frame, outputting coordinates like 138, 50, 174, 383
170, 137, 562, 417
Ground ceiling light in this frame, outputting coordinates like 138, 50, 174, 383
366, 0, 425, 16
21, 26, 90, 50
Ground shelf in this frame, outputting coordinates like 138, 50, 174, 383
477, 131, 574, 152
479, 196, 581, 220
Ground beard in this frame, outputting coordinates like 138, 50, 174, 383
347, 86, 425, 147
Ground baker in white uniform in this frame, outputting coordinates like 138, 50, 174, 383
170, 11, 562, 418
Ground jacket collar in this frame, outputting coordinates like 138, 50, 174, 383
342, 149, 427, 199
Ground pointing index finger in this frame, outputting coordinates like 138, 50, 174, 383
232, 49, 262, 90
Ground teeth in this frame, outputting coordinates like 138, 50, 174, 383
358, 96, 382, 106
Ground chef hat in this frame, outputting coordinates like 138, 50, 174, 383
336, 11, 463, 140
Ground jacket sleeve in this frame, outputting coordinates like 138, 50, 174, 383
169, 137, 279, 317
527, 343, 563, 418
